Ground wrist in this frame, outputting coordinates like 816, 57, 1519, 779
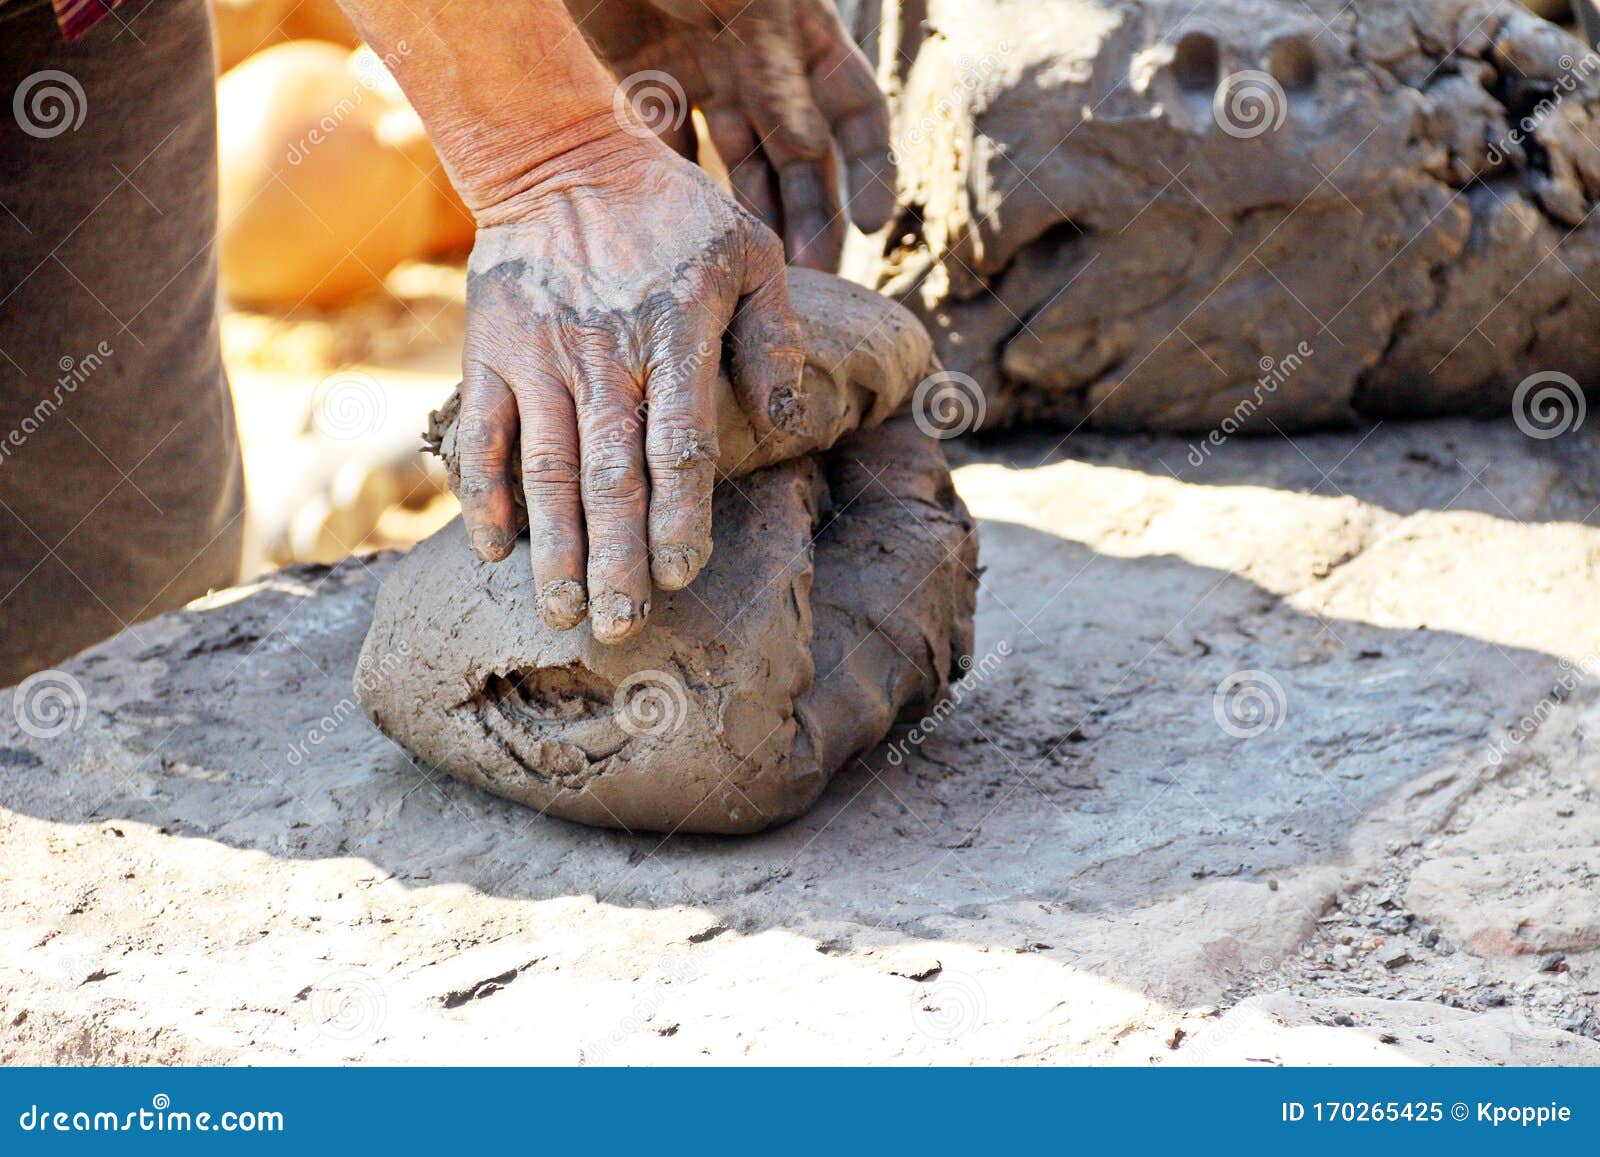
335, 0, 647, 225
434, 106, 645, 226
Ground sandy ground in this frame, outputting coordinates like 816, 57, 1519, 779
2, 404, 1599, 1064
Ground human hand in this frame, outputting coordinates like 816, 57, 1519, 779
454, 134, 803, 644
577, 0, 895, 270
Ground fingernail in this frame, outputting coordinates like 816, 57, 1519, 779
590, 590, 640, 643
539, 580, 588, 630
470, 526, 513, 561
768, 384, 802, 430
651, 545, 701, 591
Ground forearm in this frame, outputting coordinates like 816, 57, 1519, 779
336, 0, 632, 220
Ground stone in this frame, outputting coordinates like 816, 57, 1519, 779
1407, 849, 1600, 955
1160, 995, 1600, 1065
852, 0, 1600, 432
357, 418, 978, 834
1376, 944, 1414, 969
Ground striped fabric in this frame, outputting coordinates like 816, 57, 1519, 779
55, 0, 122, 39
4, 0, 126, 40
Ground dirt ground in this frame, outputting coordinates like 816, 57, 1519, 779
3, 382, 1599, 1062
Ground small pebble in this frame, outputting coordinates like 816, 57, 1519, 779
1377, 944, 1413, 970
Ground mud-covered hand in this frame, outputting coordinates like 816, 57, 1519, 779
456, 137, 801, 643
333, 0, 803, 644
578, 0, 895, 270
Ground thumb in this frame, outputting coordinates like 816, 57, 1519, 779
727, 220, 805, 434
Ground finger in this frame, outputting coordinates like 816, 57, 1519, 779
705, 106, 781, 236
799, 0, 898, 231
455, 364, 519, 563
728, 225, 805, 435
645, 311, 722, 591
728, 22, 844, 266
514, 368, 589, 631
732, 16, 831, 172
574, 356, 653, 644
777, 153, 844, 271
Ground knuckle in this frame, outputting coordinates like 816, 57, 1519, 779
456, 409, 511, 457
582, 455, 649, 506
521, 445, 579, 489
648, 421, 719, 473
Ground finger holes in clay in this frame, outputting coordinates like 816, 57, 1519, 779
1267, 37, 1318, 92
1174, 32, 1222, 91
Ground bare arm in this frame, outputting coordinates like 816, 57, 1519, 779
337, 1, 804, 643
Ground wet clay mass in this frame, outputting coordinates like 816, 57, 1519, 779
855, 0, 1600, 431
359, 274, 978, 834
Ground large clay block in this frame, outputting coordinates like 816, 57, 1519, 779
357, 418, 977, 833
855, 0, 1600, 432
425, 268, 935, 506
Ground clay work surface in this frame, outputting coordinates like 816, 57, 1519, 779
3, 417, 1600, 1062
